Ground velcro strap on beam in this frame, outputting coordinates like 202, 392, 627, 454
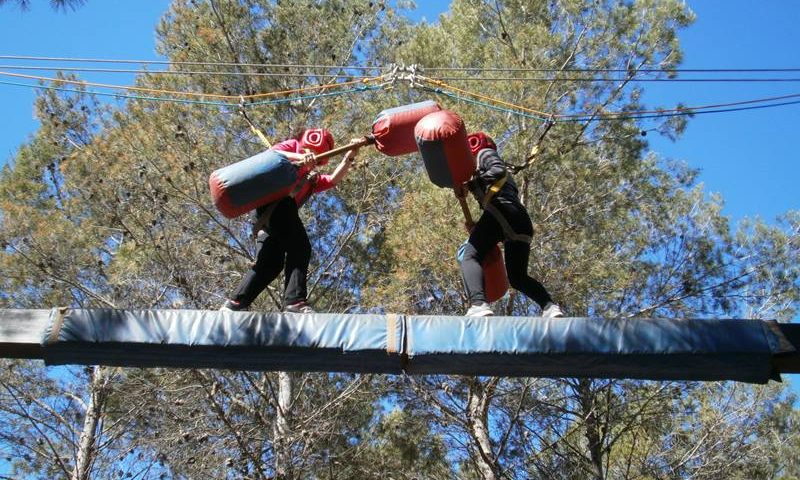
386, 313, 399, 354
45, 307, 68, 346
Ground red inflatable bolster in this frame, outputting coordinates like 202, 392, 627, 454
210, 172, 296, 219
483, 244, 509, 303
372, 101, 441, 156
415, 110, 475, 188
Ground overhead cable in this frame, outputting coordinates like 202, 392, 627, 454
0, 70, 387, 100
0, 65, 378, 79
3, 55, 799, 74
3, 66, 799, 124
0, 55, 382, 71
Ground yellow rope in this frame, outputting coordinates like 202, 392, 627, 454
250, 124, 272, 148
0, 70, 386, 101
420, 75, 552, 118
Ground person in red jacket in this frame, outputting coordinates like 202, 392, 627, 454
456, 132, 564, 318
221, 129, 360, 313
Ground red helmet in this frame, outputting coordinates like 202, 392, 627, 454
467, 132, 497, 156
300, 128, 335, 156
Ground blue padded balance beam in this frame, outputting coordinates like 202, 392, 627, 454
1, 308, 798, 383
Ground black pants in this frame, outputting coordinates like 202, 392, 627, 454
459, 202, 552, 308
229, 197, 310, 308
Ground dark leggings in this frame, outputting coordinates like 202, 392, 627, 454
229, 197, 310, 308
459, 203, 552, 308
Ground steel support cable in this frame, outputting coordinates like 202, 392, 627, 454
585, 98, 800, 121
0, 78, 384, 108
428, 75, 800, 83
0, 55, 384, 71
6, 65, 800, 83
421, 65, 800, 73
421, 85, 549, 123
419, 75, 552, 119
421, 74, 800, 119
0, 69, 387, 101
3, 68, 798, 123
0, 79, 236, 107
3, 55, 799, 74
0, 64, 381, 79
421, 85, 800, 123
553, 92, 800, 118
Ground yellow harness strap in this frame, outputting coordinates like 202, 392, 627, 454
249, 123, 272, 149
239, 96, 272, 149
482, 173, 508, 208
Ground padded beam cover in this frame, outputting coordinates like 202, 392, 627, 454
25, 308, 795, 383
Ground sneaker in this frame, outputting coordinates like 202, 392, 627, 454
465, 302, 494, 317
542, 302, 564, 318
220, 299, 245, 312
284, 301, 315, 314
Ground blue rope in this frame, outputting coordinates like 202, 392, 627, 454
421, 86, 551, 123
566, 99, 800, 122
0, 79, 238, 107
0, 79, 383, 109
7, 77, 795, 123
247, 84, 384, 106
423, 85, 800, 123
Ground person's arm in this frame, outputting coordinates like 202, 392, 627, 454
270, 139, 317, 167
475, 149, 507, 186
282, 150, 316, 167
326, 138, 361, 187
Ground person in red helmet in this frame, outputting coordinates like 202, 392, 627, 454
455, 132, 564, 318
221, 129, 360, 313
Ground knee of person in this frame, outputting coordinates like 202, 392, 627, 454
507, 274, 524, 291
506, 268, 527, 289
293, 237, 312, 263
457, 242, 479, 264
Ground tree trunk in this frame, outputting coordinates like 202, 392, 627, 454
274, 371, 293, 479
71, 366, 109, 480
578, 380, 605, 480
467, 378, 499, 480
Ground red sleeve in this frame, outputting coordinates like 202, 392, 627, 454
311, 174, 336, 194
271, 139, 303, 154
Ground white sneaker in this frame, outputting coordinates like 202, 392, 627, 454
542, 302, 564, 318
220, 299, 245, 312
284, 301, 315, 314
466, 302, 494, 317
